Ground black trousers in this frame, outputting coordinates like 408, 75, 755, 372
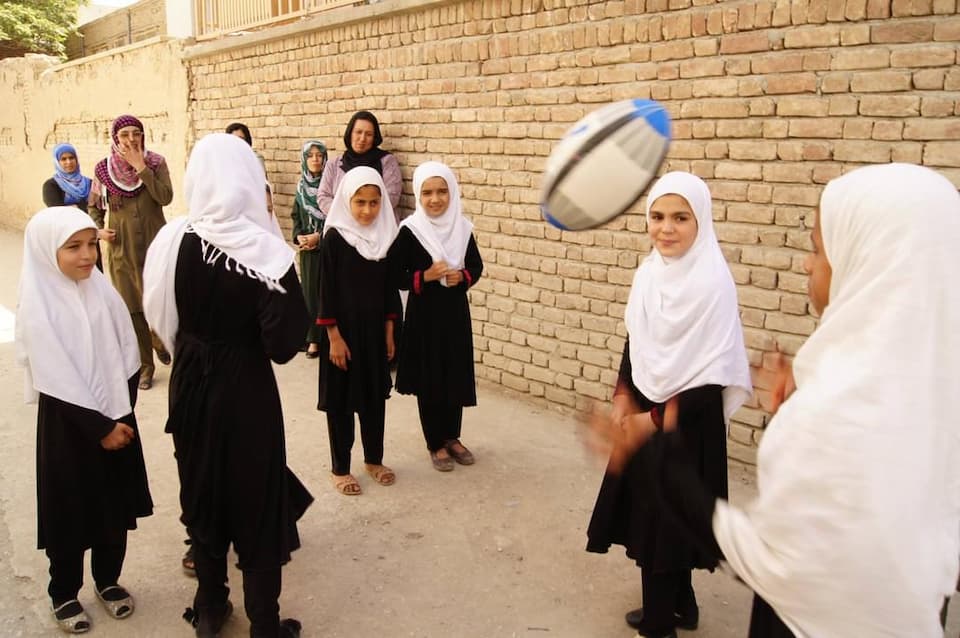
326, 400, 385, 475
640, 568, 696, 634
191, 535, 283, 638
46, 530, 127, 605
416, 398, 463, 452
748, 595, 796, 637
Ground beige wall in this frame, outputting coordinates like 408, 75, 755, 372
0, 38, 191, 230
1, 0, 958, 463
67, 0, 167, 60
184, 0, 960, 463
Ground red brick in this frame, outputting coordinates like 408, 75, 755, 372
890, 46, 957, 68
920, 97, 955, 117
913, 69, 946, 90
866, 0, 892, 18
933, 17, 960, 41
873, 121, 904, 140
776, 96, 830, 117
783, 25, 841, 48
820, 72, 850, 93
765, 72, 818, 94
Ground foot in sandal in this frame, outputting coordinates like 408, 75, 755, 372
430, 448, 455, 472
444, 439, 475, 465
330, 473, 362, 495
96, 584, 134, 619
52, 599, 91, 634
365, 463, 396, 486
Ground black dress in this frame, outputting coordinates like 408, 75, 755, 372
36, 375, 152, 552
316, 229, 400, 413
167, 231, 312, 571
586, 340, 728, 572
387, 227, 483, 405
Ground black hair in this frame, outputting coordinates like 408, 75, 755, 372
225, 122, 252, 146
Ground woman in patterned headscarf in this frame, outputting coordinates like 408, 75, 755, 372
291, 140, 328, 358
89, 115, 173, 391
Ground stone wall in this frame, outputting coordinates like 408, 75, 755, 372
66, 0, 167, 60
0, 39, 191, 230
184, 0, 960, 463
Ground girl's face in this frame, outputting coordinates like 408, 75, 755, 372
803, 212, 832, 315
57, 228, 99, 281
350, 119, 376, 154
419, 176, 450, 217
116, 125, 143, 153
306, 146, 325, 176
648, 193, 698, 258
350, 185, 382, 226
58, 152, 78, 173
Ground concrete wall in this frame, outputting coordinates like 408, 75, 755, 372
0, 38, 191, 230
184, 0, 960, 463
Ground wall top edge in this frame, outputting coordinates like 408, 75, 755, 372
182, 0, 452, 61
57, 36, 182, 72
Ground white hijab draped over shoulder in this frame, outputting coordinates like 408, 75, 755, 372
143, 133, 294, 353
323, 166, 398, 261
15, 207, 141, 420
624, 171, 751, 423
400, 161, 474, 286
713, 164, 960, 637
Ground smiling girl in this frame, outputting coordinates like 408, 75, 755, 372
316, 167, 401, 495
586, 172, 751, 638
387, 162, 484, 471
17, 207, 152, 634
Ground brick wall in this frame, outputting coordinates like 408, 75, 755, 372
190, 0, 956, 462
67, 0, 166, 59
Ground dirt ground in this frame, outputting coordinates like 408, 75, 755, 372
0, 226, 956, 638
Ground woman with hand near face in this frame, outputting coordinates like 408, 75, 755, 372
89, 115, 173, 391
291, 140, 328, 358
316, 111, 402, 221
387, 162, 483, 471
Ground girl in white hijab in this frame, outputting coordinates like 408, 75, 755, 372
17, 206, 152, 633
388, 161, 484, 471
317, 167, 401, 495
586, 172, 751, 638
142, 133, 311, 638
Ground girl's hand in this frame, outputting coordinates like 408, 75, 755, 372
385, 321, 395, 361
101, 422, 134, 450
769, 349, 796, 415
98, 228, 116, 243
444, 270, 464, 286
327, 327, 351, 370
424, 261, 449, 282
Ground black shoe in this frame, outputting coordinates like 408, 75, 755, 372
625, 606, 697, 632
184, 600, 233, 638
279, 618, 302, 638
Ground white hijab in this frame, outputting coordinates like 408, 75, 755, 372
15, 207, 141, 419
400, 161, 474, 286
143, 133, 294, 353
323, 167, 398, 261
713, 164, 960, 637
624, 171, 751, 423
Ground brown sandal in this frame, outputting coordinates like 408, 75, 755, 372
430, 449, 455, 472
444, 440, 475, 465
330, 473, 361, 495
364, 463, 396, 486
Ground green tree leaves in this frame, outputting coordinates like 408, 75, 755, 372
0, 1, 86, 58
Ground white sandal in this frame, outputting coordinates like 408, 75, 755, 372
96, 585, 134, 619
52, 599, 91, 634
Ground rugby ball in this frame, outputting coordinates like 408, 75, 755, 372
540, 99, 671, 231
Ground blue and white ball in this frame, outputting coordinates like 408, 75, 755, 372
540, 99, 672, 231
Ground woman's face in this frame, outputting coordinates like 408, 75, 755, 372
58, 152, 78, 173
116, 125, 143, 153
648, 194, 698, 258
306, 146, 325, 176
419, 176, 450, 218
350, 185, 382, 226
230, 129, 248, 143
350, 119, 376, 154
804, 212, 832, 315
57, 228, 99, 281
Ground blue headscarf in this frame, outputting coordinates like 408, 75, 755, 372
52, 143, 92, 205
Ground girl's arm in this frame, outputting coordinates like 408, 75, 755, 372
317, 230, 347, 368
257, 266, 309, 364
140, 161, 174, 206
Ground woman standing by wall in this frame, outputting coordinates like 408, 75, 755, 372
89, 115, 172, 391
42, 143, 102, 270
291, 140, 328, 358
317, 111, 402, 220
